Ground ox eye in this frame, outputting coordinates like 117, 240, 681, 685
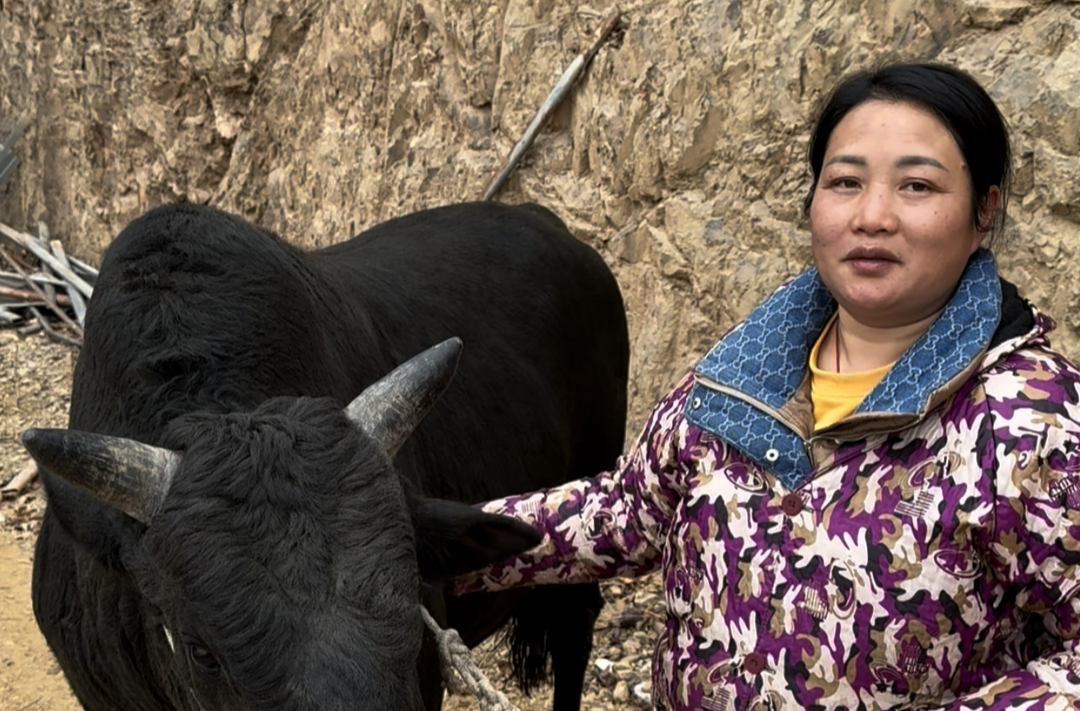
186, 641, 221, 675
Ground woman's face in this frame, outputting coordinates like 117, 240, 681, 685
809, 100, 992, 329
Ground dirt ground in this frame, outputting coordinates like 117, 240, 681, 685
0, 330, 82, 711
0, 329, 659, 710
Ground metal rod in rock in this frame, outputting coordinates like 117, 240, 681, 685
0, 153, 20, 189
29, 306, 83, 348
51, 238, 87, 326
0, 117, 30, 155
0, 222, 94, 299
0, 117, 29, 189
2, 462, 38, 500
0, 245, 83, 340
480, 5, 622, 202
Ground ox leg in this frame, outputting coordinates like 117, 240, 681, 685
507, 582, 603, 711
419, 584, 448, 711
544, 583, 603, 711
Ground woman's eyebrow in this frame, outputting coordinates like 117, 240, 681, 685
824, 154, 866, 167
823, 154, 948, 170
896, 155, 948, 170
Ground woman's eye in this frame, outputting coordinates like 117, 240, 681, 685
828, 177, 860, 190
904, 181, 932, 192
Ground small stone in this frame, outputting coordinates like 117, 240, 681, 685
613, 680, 630, 702
618, 607, 645, 629
633, 680, 652, 703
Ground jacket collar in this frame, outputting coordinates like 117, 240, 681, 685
694, 249, 1002, 419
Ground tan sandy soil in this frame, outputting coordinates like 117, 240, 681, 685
0, 330, 81, 711
0, 529, 82, 711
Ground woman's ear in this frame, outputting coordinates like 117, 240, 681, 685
975, 186, 1002, 241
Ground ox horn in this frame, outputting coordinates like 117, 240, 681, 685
345, 337, 463, 458
22, 428, 180, 524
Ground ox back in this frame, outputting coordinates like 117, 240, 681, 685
31, 202, 629, 711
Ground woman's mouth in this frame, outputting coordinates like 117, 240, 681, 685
844, 248, 899, 274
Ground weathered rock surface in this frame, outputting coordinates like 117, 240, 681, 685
2, 0, 1079, 429
1, 5, 1078, 708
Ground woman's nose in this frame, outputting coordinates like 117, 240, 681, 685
851, 185, 899, 235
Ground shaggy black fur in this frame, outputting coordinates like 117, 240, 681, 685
31, 202, 629, 711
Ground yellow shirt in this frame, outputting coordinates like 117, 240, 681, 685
808, 316, 894, 430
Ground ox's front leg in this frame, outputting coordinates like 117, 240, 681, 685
418, 583, 448, 711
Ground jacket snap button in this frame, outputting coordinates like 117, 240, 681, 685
692, 397, 702, 409
743, 651, 766, 674
764, 448, 779, 462
781, 494, 804, 516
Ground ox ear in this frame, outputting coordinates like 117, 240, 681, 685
412, 498, 543, 578
22, 428, 180, 524
345, 338, 463, 458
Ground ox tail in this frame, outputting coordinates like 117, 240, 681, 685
502, 602, 550, 694
502, 583, 604, 697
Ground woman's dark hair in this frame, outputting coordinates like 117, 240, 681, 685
803, 62, 1012, 244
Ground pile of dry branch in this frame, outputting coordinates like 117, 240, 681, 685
0, 220, 96, 501
0, 221, 96, 348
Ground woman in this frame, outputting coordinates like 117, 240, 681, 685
454, 62, 1080, 710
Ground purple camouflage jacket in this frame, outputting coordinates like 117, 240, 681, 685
454, 250, 1080, 710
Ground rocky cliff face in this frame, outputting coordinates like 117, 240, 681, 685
2, 0, 1078, 428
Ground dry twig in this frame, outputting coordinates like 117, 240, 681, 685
49, 236, 87, 326
2, 462, 38, 500
0, 285, 71, 306
0, 222, 94, 299
28, 306, 83, 348
0, 245, 83, 342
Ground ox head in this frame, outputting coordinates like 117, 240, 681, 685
23, 338, 541, 711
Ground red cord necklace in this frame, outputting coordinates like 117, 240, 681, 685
834, 320, 841, 373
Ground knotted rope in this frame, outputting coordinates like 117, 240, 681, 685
419, 605, 522, 711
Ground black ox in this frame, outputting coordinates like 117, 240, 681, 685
22, 202, 629, 711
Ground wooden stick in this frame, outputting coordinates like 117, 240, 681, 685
2, 462, 38, 500
0, 271, 68, 287
67, 255, 99, 282
50, 237, 87, 325
0, 305, 21, 323
0, 222, 94, 299
1, 244, 34, 272
0, 245, 83, 339
0, 285, 71, 305
481, 6, 622, 201
28, 306, 83, 348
